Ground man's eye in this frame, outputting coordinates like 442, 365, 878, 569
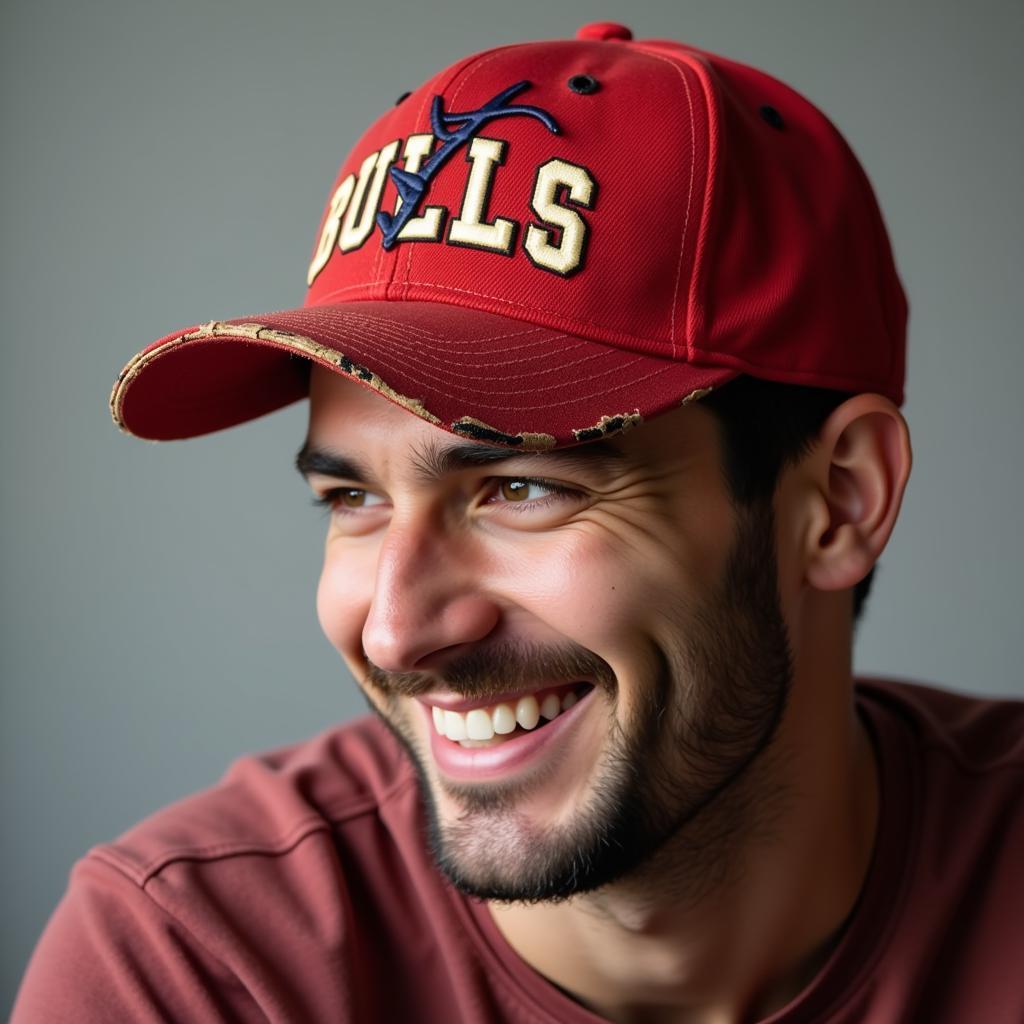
339, 489, 368, 508
487, 478, 579, 508
497, 479, 548, 503
313, 488, 385, 512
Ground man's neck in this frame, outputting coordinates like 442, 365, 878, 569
486, 671, 879, 1024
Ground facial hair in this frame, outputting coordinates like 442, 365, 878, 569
360, 498, 794, 905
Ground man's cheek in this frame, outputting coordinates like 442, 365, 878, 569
514, 546, 657, 662
316, 555, 371, 658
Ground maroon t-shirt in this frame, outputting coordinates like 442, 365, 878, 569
13, 679, 1024, 1022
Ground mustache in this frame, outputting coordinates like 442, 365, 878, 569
363, 641, 616, 700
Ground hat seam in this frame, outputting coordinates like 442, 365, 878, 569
269, 308, 553, 349
267, 308, 603, 374
372, 354, 651, 405
379, 48, 491, 291
398, 44, 532, 299
274, 304, 899, 397
309, 280, 679, 355
279, 322, 598, 375
305, 329, 607, 384
389, 58, 444, 292
636, 48, 699, 357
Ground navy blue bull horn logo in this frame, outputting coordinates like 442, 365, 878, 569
376, 81, 559, 250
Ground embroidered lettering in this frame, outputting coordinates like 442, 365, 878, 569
447, 138, 516, 255
339, 140, 400, 253
524, 159, 597, 277
307, 175, 356, 285
394, 134, 446, 242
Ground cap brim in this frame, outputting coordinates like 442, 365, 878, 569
111, 301, 737, 449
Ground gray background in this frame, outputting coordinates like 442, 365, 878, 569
3, 0, 1022, 1011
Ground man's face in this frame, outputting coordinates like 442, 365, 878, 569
304, 367, 794, 903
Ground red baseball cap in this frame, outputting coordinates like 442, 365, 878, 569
110, 22, 906, 450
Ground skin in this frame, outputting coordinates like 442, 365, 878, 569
302, 365, 913, 1024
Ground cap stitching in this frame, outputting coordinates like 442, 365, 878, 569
379, 49, 486, 293
276, 309, 552, 348
384, 52, 472, 290
395, 71, 439, 292
402, 46, 523, 296
402, 281, 667, 340
299, 327, 603, 380
264, 317, 630, 396
275, 316, 570, 358
641, 50, 698, 355
275, 313, 550, 349
281, 320, 596, 370
371, 359, 670, 410
311, 279, 674, 345
266, 316, 894, 394
317, 344, 649, 402
276, 317, 577, 362
333, 322, 555, 352
272, 307, 586, 360
378, 337, 597, 376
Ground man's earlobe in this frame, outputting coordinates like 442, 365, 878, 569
805, 394, 912, 593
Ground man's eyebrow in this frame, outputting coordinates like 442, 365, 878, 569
295, 437, 626, 484
410, 437, 626, 481
295, 443, 371, 484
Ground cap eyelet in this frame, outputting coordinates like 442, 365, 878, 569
395, 91, 411, 106
759, 105, 785, 130
567, 74, 600, 95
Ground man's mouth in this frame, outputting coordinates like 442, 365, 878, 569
417, 681, 599, 782
420, 682, 595, 748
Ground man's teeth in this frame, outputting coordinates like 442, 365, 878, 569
431, 689, 583, 743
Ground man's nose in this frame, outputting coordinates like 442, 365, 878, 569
360, 516, 501, 673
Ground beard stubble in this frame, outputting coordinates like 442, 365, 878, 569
362, 498, 795, 908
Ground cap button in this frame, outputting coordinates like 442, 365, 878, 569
576, 22, 633, 42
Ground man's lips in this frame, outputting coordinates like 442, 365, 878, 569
415, 681, 590, 714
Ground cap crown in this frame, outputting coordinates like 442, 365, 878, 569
111, 27, 907, 446
304, 35, 906, 402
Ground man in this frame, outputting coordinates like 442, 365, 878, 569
14, 21, 1023, 1024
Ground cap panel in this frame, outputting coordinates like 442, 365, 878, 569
306, 40, 712, 358
685, 49, 907, 400
304, 48, 491, 301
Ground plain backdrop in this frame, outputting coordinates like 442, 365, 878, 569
2, 0, 1022, 1011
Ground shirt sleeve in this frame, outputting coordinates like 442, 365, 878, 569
11, 854, 261, 1023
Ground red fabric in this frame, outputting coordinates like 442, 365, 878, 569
13, 680, 1024, 1022
113, 30, 905, 443
575, 23, 633, 42
116, 305, 735, 444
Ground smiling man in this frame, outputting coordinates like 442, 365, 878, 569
14, 22, 1024, 1024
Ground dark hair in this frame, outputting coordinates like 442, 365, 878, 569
699, 376, 876, 623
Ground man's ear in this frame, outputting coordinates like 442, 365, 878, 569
802, 394, 913, 593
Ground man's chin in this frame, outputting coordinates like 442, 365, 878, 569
418, 749, 658, 903
429, 814, 605, 904
359, 679, 655, 900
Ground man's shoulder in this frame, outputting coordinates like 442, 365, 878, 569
15, 720, 450, 1021
91, 713, 416, 888
855, 675, 1024, 773
855, 676, 1024, 888
838, 678, 1024, 1021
